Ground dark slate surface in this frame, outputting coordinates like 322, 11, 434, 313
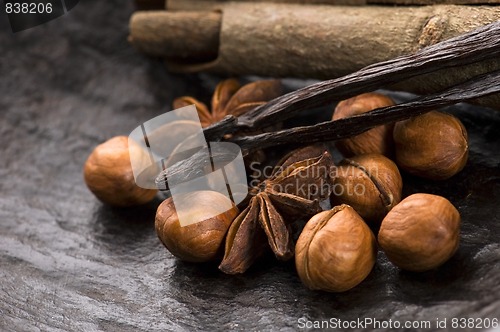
1, 1, 499, 331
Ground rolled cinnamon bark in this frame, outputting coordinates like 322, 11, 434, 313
167, 0, 365, 9
166, 0, 500, 9
129, 3, 500, 109
129, 11, 221, 60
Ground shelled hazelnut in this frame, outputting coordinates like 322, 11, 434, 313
332, 92, 396, 157
155, 191, 238, 263
378, 193, 460, 272
295, 205, 377, 292
83, 136, 157, 207
330, 154, 402, 226
393, 111, 468, 180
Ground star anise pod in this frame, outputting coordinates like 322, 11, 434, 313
173, 79, 283, 128
219, 145, 334, 274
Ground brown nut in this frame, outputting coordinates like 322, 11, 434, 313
393, 111, 468, 180
333, 93, 395, 157
378, 193, 460, 272
83, 136, 157, 207
295, 205, 377, 292
330, 154, 402, 226
155, 191, 238, 263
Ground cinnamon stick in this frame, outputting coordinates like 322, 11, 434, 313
237, 21, 500, 127
166, 0, 365, 9
129, 4, 500, 109
166, 0, 500, 9
129, 11, 221, 60
131, 5, 500, 64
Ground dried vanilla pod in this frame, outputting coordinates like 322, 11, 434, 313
219, 145, 334, 274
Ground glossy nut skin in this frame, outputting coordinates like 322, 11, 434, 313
330, 154, 402, 225
393, 111, 468, 180
295, 205, 377, 292
378, 193, 460, 272
83, 136, 157, 206
333, 93, 395, 157
155, 191, 238, 263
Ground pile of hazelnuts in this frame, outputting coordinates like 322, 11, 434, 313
83, 92, 468, 293
296, 92, 466, 292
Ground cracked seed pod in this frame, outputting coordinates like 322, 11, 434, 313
378, 193, 460, 272
330, 154, 402, 226
173, 79, 283, 126
155, 191, 238, 263
218, 196, 269, 274
393, 111, 469, 180
219, 145, 334, 274
333, 93, 395, 157
295, 205, 377, 292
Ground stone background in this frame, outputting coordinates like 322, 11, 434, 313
1, 1, 499, 330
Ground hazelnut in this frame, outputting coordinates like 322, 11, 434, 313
155, 191, 238, 262
333, 93, 395, 157
295, 205, 377, 292
330, 154, 402, 226
393, 111, 468, 180
378, 193, 460, 272
83, 136, 157, 206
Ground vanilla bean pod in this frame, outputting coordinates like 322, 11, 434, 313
156, 145, 237, 190
204, 115, 238, 141
230, 70, 500, 151
156, 70, 500, 190
157, 22, 500, 189
203, 20, 500, 140
236, 21, 500, 129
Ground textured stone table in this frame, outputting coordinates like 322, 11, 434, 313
1, 1, 499, 331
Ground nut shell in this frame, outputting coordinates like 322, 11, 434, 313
295, 205, 377, 292
378, 193, 460, 272
331, 154, 402, 225
155, 191, 238, 262
393, 111, 468, 180
83, 136, 157, 206
333, 93, 395, 157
